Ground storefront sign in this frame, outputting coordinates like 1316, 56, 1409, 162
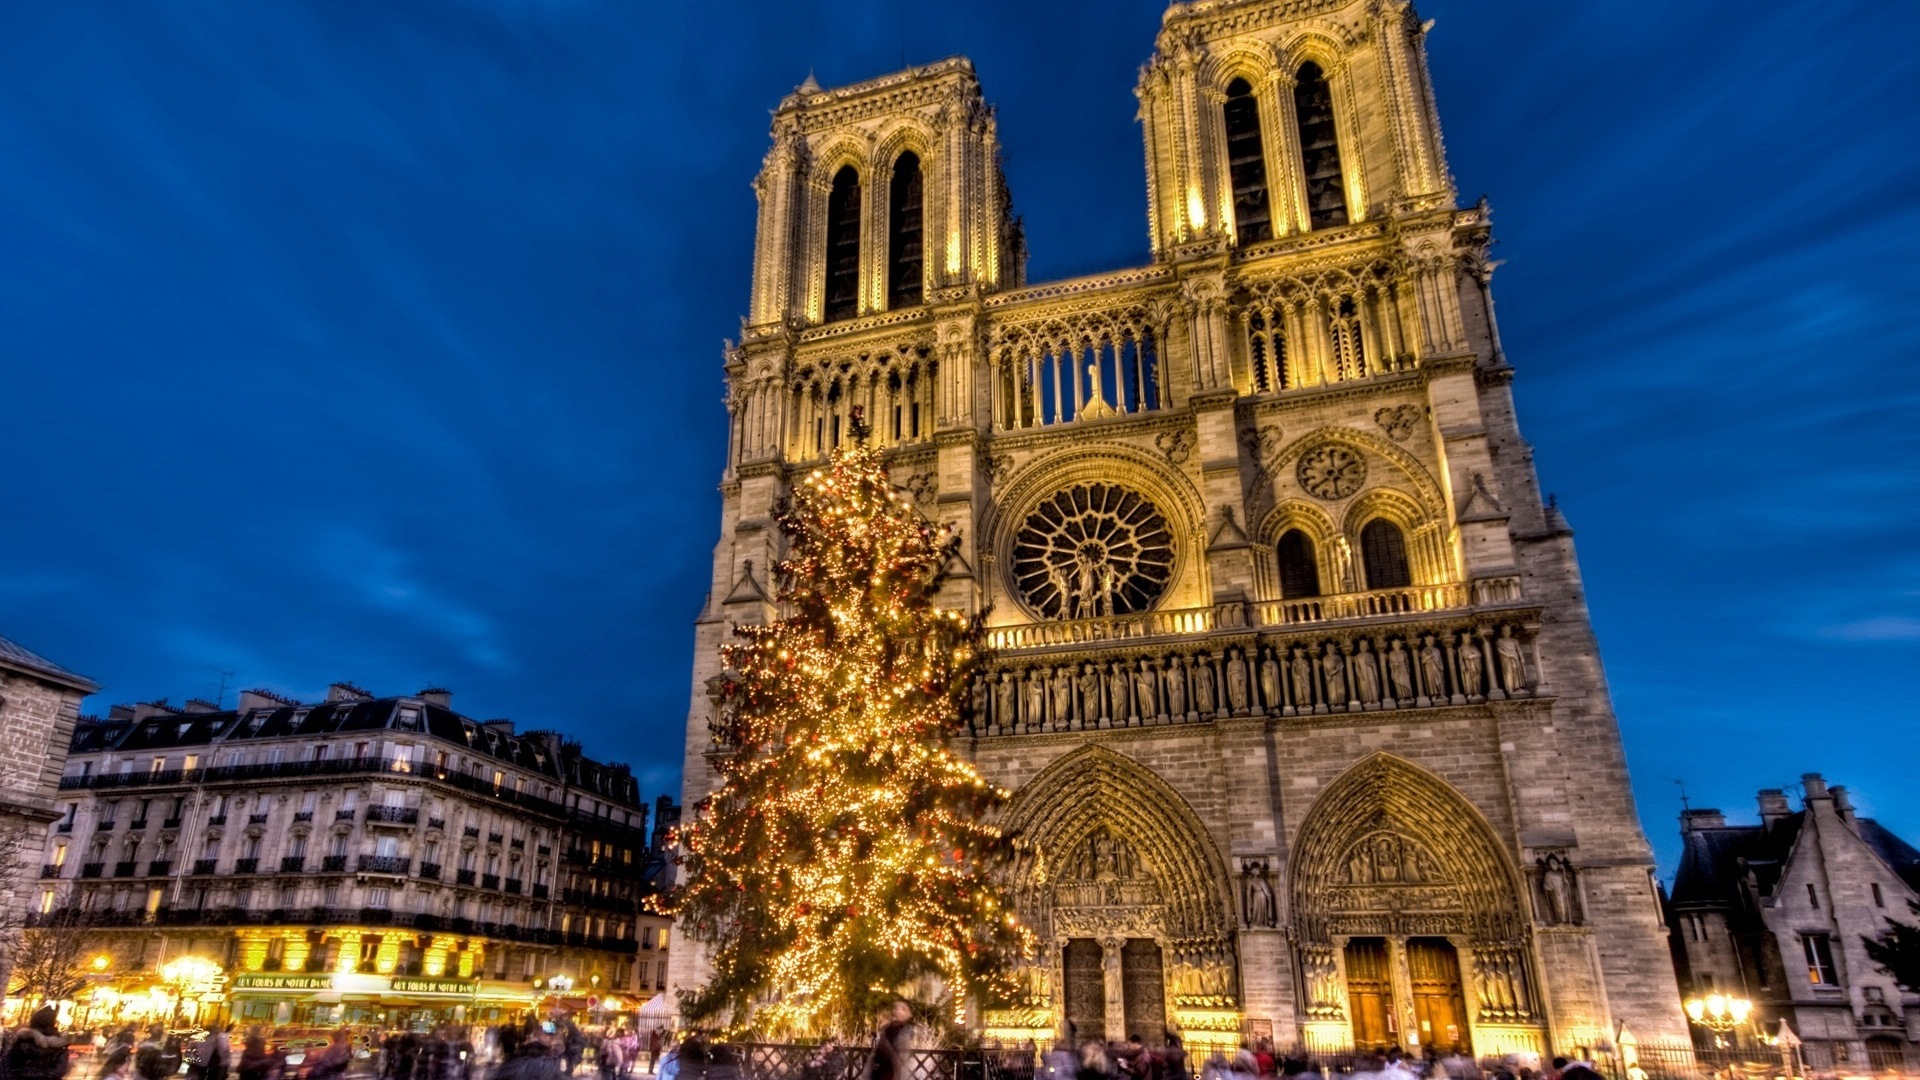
233, 975, 334, 991
391, 978, 478, 994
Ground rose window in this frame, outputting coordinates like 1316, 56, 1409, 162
1012, 483, 1175, 620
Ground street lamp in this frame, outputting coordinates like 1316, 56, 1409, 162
1684, 993, 1753, 1047
548, 974, 574, 995
159, 957, 223, 1027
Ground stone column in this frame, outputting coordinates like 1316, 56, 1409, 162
1389, 936, 1416, 1050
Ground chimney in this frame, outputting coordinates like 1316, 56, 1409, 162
327, 682, 373, 703
108, 704, 136, 722
183, 698, 220, 714
1832, 786, 1859, 831
131, 699, 178, 722
1758, 789, 1791, 828
417, 688, 452, 709
238, 688, 296, 713
1681, 808, 1727, 833
1802, 773, 1830, 803
483, 719, 515, 735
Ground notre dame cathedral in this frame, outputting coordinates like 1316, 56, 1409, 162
674, 0, 1689, 1059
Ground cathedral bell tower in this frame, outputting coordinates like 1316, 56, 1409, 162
678, 0, 1690, 1060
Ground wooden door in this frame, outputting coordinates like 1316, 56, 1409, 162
1407, 938, 1469, 1053
1343, 937, 1393, 1049
1121, 939, 1167, 1045
1063, 938, 1106, 1042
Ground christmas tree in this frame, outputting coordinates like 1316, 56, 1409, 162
667, 425, 1032, 1038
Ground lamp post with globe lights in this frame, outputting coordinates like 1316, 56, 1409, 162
1684, 992, 1754, 1047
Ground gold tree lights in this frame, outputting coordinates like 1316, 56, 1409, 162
666, 426, 1033, 1038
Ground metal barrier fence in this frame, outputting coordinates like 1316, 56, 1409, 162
677, 1043, 1043, 1080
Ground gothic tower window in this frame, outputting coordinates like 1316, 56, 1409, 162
1360, 519, 1412, 590
887, 152, 924, 309
1328, 295, 1367, 380
1276, 529, 1321, 599
824, 165, 862, 322
1222, 79, 1272, 245
1293, 63, 1348, 230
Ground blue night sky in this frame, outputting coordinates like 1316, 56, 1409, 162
3, 1, 1916, 877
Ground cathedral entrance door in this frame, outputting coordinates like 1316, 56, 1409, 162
1343, 937, 1393, 1049
1406, 938, 1469, 1054
1120, 939, 1166, 1045
1063, 939, 1106, 1041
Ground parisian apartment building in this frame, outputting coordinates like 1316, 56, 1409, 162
38, 682, 676, 1027
1666, 774, 1920, 1072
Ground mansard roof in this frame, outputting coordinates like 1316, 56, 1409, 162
1669, 814, 1803, 908
1671, 810, 1920, 909
68, 693, 642, 809
0, 633, 99, 693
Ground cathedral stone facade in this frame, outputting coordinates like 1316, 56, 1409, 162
675, 0, 1688, 1059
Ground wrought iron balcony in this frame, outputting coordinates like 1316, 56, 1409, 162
40, 864, 60, 878
233, 858, 259, 873
505, 878, 523, 894
162, 816, 182, 829
334, 810, 356, 822
426, 817, 445, 830
113, 861, 138, 877
417, 862, 442, 880
367, 806, 419, 825
147, 860, 172, 876
192, 859, 218, 875
80, 862, 104, 878
357, 855, 410, 875
292, 812, 312, 823
279, 857, 306, 873
129, 818, 149, 830
207, 815, 227, 826
455, 869, 476, 885
321, 855, 348, 872
481, 873, 500, 889
532, 883, 549, 899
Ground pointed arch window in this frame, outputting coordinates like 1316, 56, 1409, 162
1293, 62, 1348, 230
887, 152, 924, 309
1222, 78, 1272, 245
1276, 529, 1321, 599
824, 165, 861, 322
1359, 519, 1411, 590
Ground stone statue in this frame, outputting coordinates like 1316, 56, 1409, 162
1093, 833, 1121, 881
1051, 667, 1074, 728
1457, 633, 1485, 698
1289, 646, 1314, 710
1243, 861, 1277, 927
1096, 561, 1117, 618
1353, 639, 1381, 704
1226, 648, 1249, 713
1074, 554, 1099, 619
1107, 661, 1130, 724
1387, 639, 1414, 701
1320, 645, 1348, 707
1135, 659, 1157, 722
1047, 561, 1074, 620
1496, 625, 1527, 693
1023, 672, 1045, 729
969, 675, 988, 733
1540, 854, 1577, 925
1078, 664, 1103, 725
995, 672, 1018, 731
1419, 633, 1447, 699
1348, 844, 1373, 884
1167, 655, 1188, 718
1193, 656, 1216, 715
1259, 647, 1281, 713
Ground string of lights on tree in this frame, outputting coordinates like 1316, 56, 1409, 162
662, 417, 1033, 1039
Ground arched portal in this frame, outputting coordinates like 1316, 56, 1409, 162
1290, 754, 1542, 1056
992, 746, 1239, 1050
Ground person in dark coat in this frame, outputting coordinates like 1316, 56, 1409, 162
6, 1008, 73, 1080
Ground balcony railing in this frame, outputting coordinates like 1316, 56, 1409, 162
481, 873, 500, 889
80, 862, 104, 878
292, 812, 313, 823
40, 864, 60, 878
248, 813, 270, 825
334, 810, 356, 822
532, 883, 549, 899
279, 857, 306, 873
367, 806, 419, 825
162, 816, 182, 829
417, 862, 441, 880
129, 818, 149, 830
31, 906, 641, 953
455, 869, 476, 885
148, 860, 172, 876
462, 826, 480, 838
97, 820, 117, 832
427, 817, 445, 830
233, 858, 259, 873
321, 855, 348, 872
207, 815, 227, 826
54, 755, 651, 842
357, 855, 410, 875
192, 859, 218, 875
487, 832, 503, 845
113, 861, 138, 877
56, 822, 73, 833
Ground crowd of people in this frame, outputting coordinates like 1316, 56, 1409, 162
0, 1007, 670, 1080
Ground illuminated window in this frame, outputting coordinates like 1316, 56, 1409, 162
1803, 934, 1839, 986
150, 757, 166, 775
887, 152, 924, 309
1222, 79, 1271, 245
1293, 62, 1348, 230
1276, 530, 1321, 599
1360, 519, 1412, 590
39, 889, 55, 914
824, 165, 862, 322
